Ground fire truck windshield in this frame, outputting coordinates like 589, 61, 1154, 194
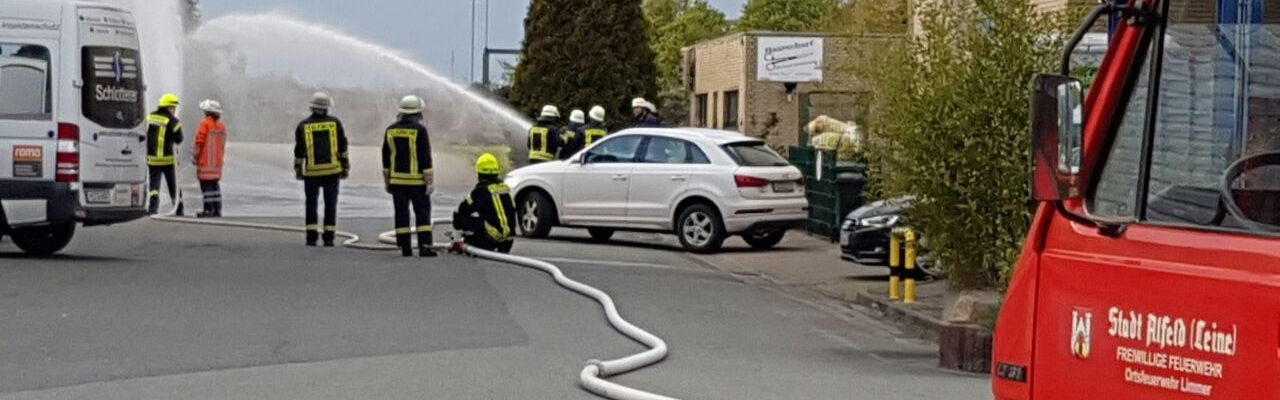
1090, 6, 1280, 234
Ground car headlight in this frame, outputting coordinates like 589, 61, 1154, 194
841, 219, 855, 230
858, 214, 901, 228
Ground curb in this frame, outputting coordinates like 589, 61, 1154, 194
853, 291, 993, 374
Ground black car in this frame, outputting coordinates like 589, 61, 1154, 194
839, 196, 943, 277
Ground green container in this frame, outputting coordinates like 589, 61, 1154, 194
789, 147, 866, 241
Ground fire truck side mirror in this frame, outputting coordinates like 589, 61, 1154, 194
1030, 74, 1085, 201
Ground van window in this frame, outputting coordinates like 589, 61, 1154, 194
0, 43, 52, 120
81, 47, 144, 128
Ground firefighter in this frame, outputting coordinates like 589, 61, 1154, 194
559, 109, 586, 160
293, 92, 350, 247
631, 97, 662, 128
147, 93, 184, 216
382, 95, 437, 257
452, 153, 516, 253
194, 99, 227, 218
527, 105, 563, 163
584, 105, 608, 146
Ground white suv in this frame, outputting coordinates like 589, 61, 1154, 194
505, 128, 809, 253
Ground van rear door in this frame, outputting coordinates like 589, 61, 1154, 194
0, 40, 57, 184
75, 6, 145, 189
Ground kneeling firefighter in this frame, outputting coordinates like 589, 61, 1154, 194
382, 95, 437, 257
452, 154, 516, 253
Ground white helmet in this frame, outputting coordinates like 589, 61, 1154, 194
631, 97, 648, 109
199, 99, 222, 115
589, 106, 606, 122
569, 109, 585, 124
398, 95, 425, 114
540, 105, 560, 118
643, 101, 657, 113
310, 92, 332, 110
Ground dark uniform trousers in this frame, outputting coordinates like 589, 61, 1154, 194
390, 185, 432, 251
304, 176, 340, 244
147, 165, 182, 215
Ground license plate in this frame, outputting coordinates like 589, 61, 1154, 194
86, 188, 112, 204
773, 182, 796, 193
840, 231, 851, 246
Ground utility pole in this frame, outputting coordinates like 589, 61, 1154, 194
469, 0, 477, 83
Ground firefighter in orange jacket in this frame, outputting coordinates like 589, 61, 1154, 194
194, 100, 227, 218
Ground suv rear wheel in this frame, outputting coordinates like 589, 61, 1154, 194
742, 229, 787, 250
10, 222, 76, 256
519, 191, 554, 239
676, 204, 726, 253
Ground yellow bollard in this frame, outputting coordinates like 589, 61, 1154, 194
904, 229, 918, 304
888, 228, 902, 301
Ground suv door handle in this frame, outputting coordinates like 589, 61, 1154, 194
612, 175, 628, 181
670, 175, 688, 181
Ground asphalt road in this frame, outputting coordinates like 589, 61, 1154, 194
0, 218, 989, 400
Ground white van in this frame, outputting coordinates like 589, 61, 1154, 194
0, 0, 148, 255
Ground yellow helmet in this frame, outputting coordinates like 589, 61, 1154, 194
159, 93, 180, 108
476, 153, 501, 175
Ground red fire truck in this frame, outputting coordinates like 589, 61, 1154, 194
993, 0, 1278, 399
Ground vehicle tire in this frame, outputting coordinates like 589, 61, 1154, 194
742, 229, 787, 250
10, 222, 76, 256
518, 191, 554, 239
587, 228, 614, 242
676, 204, 726, 254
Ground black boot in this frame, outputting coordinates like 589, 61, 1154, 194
322, 232, 336, 247
397, 234, 413, 257
418, 232, 435, 257
306, 231, 318, 247
420, 246, 437, 257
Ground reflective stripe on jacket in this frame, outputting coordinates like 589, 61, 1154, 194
382, 118, 433, 186
457, 181, 516, 242
146, 111, 183, 166
195, 116, 227, 181
294, 114, 349, 177
584, 122, 608, 146
527, 119, 563, 161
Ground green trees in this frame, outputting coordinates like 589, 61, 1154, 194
644, 0, 729, 122
509, 0, 658, 128
737, 0, 839, 32
854, 0, 1070, 288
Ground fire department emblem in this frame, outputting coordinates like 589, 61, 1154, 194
1071, 308, 1092, 359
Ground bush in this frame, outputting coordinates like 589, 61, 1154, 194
855, 0, 1070, 288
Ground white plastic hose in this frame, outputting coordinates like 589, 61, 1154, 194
151, 184, 680, 399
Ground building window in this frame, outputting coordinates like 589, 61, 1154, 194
723, 90, 740, 131
695, 94, 709, 127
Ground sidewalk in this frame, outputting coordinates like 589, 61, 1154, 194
693, 231, 999, 372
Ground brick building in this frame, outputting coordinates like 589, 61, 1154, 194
683, 32, 881, 148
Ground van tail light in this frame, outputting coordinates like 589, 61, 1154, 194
734, 175, 769, 188
56, 123, 80, 183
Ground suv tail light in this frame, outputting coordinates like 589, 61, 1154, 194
734, 175, 769, 188
56, 123, 80, 182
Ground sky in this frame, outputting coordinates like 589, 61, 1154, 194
200, 0, 747, 84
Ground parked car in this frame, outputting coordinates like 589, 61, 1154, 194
505, 128, 809, 253
839, 196, 943, 277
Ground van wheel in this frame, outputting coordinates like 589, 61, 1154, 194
587, 228, 614, 242
519, 191, 554, 239
742, 229, 787, 250
676, 204, 726, 254
11, 223, 76, 256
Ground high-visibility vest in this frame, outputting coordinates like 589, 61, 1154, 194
528, 126, 556, 161
384, 124, 431, 186
146, 113, 180, 166
195, 117, 227, 181
482, 183, 513, 242
302, 121, 343, 177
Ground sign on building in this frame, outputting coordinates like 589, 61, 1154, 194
756, 36, 824, 83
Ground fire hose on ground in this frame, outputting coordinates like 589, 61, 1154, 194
150, 185, 680, 400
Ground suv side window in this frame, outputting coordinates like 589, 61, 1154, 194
641, 137, 710, 164
585, 135, 644, 163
